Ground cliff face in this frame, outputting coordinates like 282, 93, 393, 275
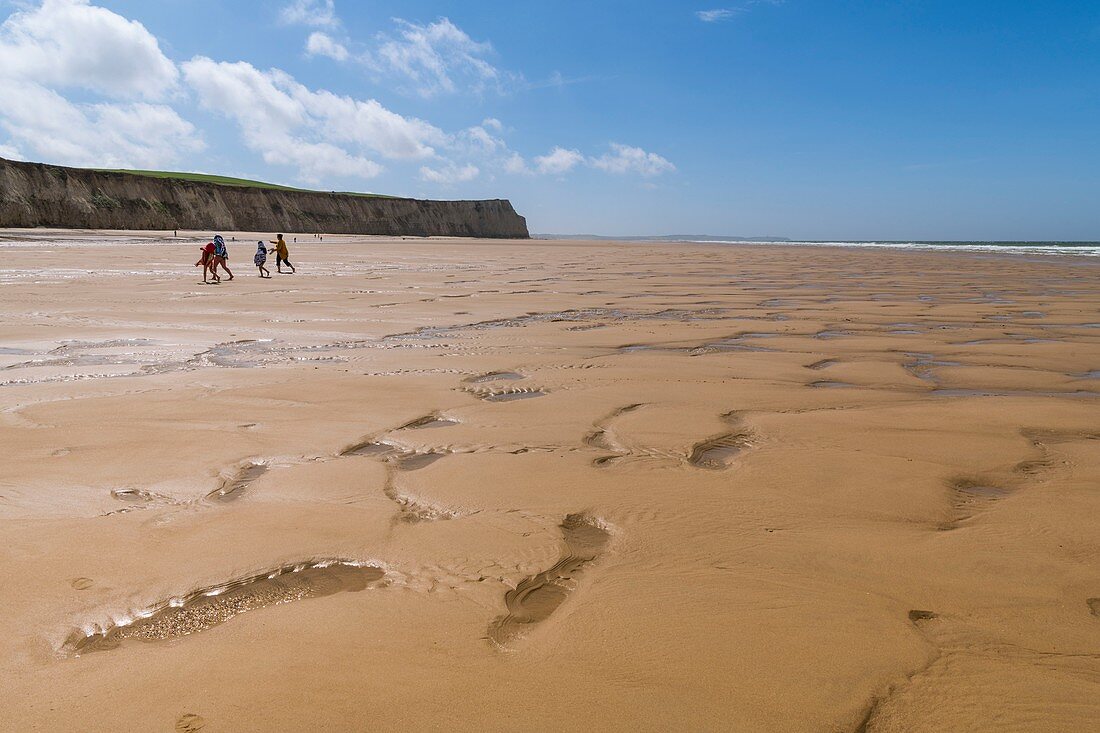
0, 158, 529, 238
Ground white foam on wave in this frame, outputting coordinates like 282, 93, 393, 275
687, 240, 1100, 257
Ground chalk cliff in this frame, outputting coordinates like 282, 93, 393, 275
0, 158, 529, 238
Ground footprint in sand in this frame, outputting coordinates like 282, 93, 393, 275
176, 714, 206, 732
1088, 598, 1100, 617
488, 514, 611, 647
70, 577, 94, 590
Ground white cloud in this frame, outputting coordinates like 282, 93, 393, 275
296, 15, 513, 99
182, 57, 450, 181
590, 143, 675, 177
534, 146, 584, 175
458, 124, 506, 154
0, 78, 201, 168
696, 9, 738, 22
265, 141, 382, 183
366, 18, 503, 98
280, 0, 338, 28
419, 162, 479, 184
503, 152, 530, 175
0, 1, 200, 169
0, 0, 178, 99
516, 143, 675, 179
481, 117, 503, 132
697, 2, 782, 22
305, 31, 348, 61
0, 142, 25, 160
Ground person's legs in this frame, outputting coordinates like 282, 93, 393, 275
218, 257, 233, 280
286, 258, 296, 273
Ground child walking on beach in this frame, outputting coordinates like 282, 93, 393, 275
254, 241, 271, 278
195, 241, 219, 283
268, 234, 296, 274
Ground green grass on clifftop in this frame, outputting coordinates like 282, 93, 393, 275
95, 168, 393, 198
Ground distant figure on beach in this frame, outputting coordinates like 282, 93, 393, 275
254, 241, 271, 278
211, 235, 233, 280
268, 234, 295, 274
195, 241, 219, 283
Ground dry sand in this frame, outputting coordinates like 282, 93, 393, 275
1, 230, 1098, 731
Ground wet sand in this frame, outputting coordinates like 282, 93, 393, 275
1, 230, 1099, 731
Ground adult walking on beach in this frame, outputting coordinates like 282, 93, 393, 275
268, 234, 296, 274
211, 234, 233, 280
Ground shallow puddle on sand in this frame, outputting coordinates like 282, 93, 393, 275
941, 480, 1013, 530
488, 514, 610, 647
395, 452, 446, 471
932, 389, 1100, 398
341, 441, 397, 457
398, 414, 459, 429
205, 463, 268, 502
464, 371, 525, 383
64, 561, 385, 655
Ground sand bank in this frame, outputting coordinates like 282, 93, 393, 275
0, 231, 1098, 731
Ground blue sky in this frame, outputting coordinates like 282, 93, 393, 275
1, 0, 1098, 239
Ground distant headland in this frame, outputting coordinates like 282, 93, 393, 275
0, 157, 529, 238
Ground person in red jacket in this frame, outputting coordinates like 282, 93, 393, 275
195, 241, 220, 283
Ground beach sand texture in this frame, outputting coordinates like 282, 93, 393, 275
1, 231, 1098, 731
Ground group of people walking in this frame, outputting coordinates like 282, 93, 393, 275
195, 234, 295, 284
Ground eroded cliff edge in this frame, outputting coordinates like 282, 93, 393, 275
0, 158, 529, 238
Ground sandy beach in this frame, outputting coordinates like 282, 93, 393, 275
1, 231, 1098, 731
